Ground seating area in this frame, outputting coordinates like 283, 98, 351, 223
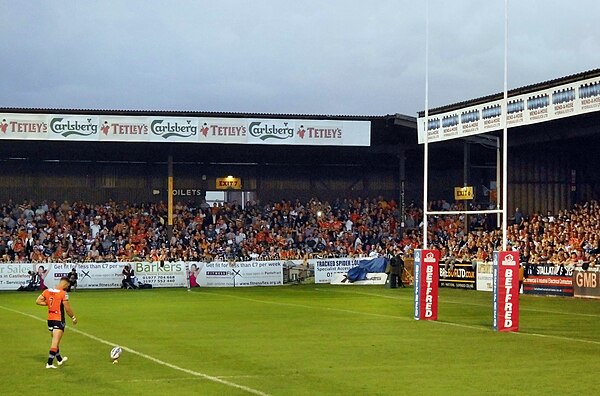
0, 197, 399, 262
1, 197, 599, 265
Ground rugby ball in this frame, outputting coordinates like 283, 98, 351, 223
110, 346, 122, 360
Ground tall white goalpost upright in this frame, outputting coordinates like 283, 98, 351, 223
422, 0, 430, 251
413, 0, 442, 323
416, 0, 519, 331
493, 0, 519, 333
501, 0, 509, 252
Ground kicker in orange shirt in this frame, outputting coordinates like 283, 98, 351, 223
42, 287, 68, 322
36, 277, 77, 369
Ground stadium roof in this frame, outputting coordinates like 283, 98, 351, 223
0, 106, 404, 122
418, 68, 600, 117
0, 108, 418, 164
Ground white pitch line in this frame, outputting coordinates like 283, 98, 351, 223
112, 375, 267, 384
0, 305, 270, 396
214, 291, 600, 347
423, 318, 600, 349
112, 378, 190, 384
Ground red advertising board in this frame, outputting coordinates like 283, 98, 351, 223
493, 251, 520, 332
414, 249, 440, 321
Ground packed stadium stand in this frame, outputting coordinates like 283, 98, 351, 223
2, 196, 599, 267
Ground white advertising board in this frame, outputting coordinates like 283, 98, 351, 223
0, 113, 370, 146
196, 260, 283, 287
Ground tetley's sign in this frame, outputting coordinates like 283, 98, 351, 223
0, 112, 371, 146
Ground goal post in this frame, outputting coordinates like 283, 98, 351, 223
416, 0, 519, 332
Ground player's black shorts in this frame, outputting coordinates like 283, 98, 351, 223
47, 320, 65, 332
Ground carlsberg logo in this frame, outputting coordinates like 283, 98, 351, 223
248, 122, 294, 140
50, 117, 98, 137
151, 119, 197, 139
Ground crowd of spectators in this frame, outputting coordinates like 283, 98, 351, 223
1, 197, 599, 265
0, 197, 403, 263
419, 200, 600, 266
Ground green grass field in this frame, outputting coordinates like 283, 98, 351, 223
1, 285, 599, 395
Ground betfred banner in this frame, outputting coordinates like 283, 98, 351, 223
414, 249, 439, 321
0, 112, 370, 146
573, 268, 600, 299
493, 251, 519, 332
196, 260, 283, 287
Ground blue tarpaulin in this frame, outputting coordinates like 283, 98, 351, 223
346, 257, 387, 282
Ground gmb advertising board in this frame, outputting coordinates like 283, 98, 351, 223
573, 268, 600, 299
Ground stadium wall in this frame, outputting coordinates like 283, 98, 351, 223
3, 147, 596, 214
0, 160, 415, 204
420, 134, 600, 216
508, 146, 571, 215
507, 140, 600, 216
